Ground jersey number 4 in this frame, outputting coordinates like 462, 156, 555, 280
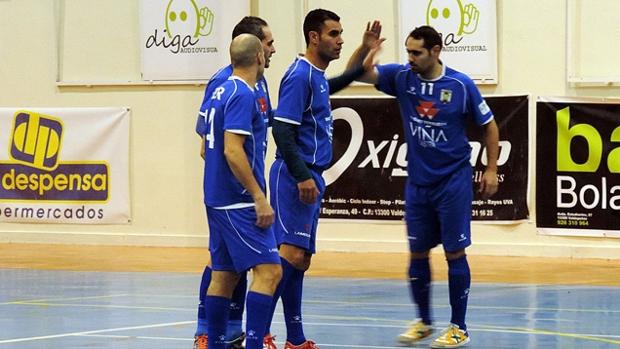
205, 108, 216, 149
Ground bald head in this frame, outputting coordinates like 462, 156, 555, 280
230, 33, 263, 68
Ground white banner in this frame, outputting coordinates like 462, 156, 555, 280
399, 0, 498, 83
140, 0, 250, 80
0, 108, 130, 224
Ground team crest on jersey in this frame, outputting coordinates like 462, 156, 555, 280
415, 101, 439, 119
440, 89, 452, 103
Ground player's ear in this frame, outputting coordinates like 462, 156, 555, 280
309, 31, 319, 45
257, 51, 265, 66
431, 44, 441, 57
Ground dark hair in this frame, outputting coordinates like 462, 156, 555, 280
232, 16, 268, 41
408, 25, 443, 50
303, 9, 340, 46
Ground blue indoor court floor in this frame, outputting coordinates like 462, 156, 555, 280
1, 269, 619, 348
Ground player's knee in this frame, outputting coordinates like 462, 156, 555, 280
262, 265, 282, 290
299, 253, 312, 271
208, 271, 240, 297
252, 264, 282, 294
287, 254, 309, 271
444, 249, 466, 261
280, 245, 310, 270
410, 250, 430, 260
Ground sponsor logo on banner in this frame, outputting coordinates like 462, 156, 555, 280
536, 100, 620, 236
425, 0, 481, 46
400, 0, 497, 82
140, 0, 249, 80
0, 111, 109, 203
145, 0, 216, 54
322, 96, 529, 221
0, 107, 129, 224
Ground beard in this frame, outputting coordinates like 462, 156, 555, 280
319, 50, 339, 63
409, 63, 427, 74
264, 55, 271, 69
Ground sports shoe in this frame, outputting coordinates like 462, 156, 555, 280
397, 320, 433, 344
263, 334, 277, 349
430, 324, 470, 348
228, 332, 246, 349
193, 334, 208, 349
283, 340, 319, 349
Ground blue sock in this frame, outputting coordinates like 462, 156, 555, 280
195, 265, 212, 336
206, 295, 231, 349
409, 258, 432, 325
282, 261, 306, 345
265, 257, 294, 335
245, 291, 274, 349
226, 271, 247, 340
448, 255, 470, 330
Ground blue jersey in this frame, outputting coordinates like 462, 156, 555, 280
199, 76, 269, 208
376, 63, 493, 186
274, 57, 333, 169
196, 65, 272, 135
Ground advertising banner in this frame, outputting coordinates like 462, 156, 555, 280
321, 95, 529, 222
140, 0, 250, 80
0, 108, 130, 224
399, 0, 498, 83
536, 97, 620, 237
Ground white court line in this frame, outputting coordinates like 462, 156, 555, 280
0, 320, 194, 344
122, 293, 198, 299
11, 301, 191, 312
2, 319, 618, 345
303, 321, 620, 339
77, 320, 620, 340
81, 334, 191, 342
472, 327, 620, 340
74, 334, 419, 349
68, 327, 620, 347
0, 294, 129, 306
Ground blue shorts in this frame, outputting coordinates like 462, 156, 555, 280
405, 165, 473, 253
269, 159, 325, 254
206, 206, 280, 273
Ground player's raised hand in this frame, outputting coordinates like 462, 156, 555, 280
254, 195, 275, 228
362, 38, 386, 71
362, 20, 383, 49
297, 178, 320, 205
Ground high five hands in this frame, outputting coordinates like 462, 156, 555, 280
362, 20, 386, 70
